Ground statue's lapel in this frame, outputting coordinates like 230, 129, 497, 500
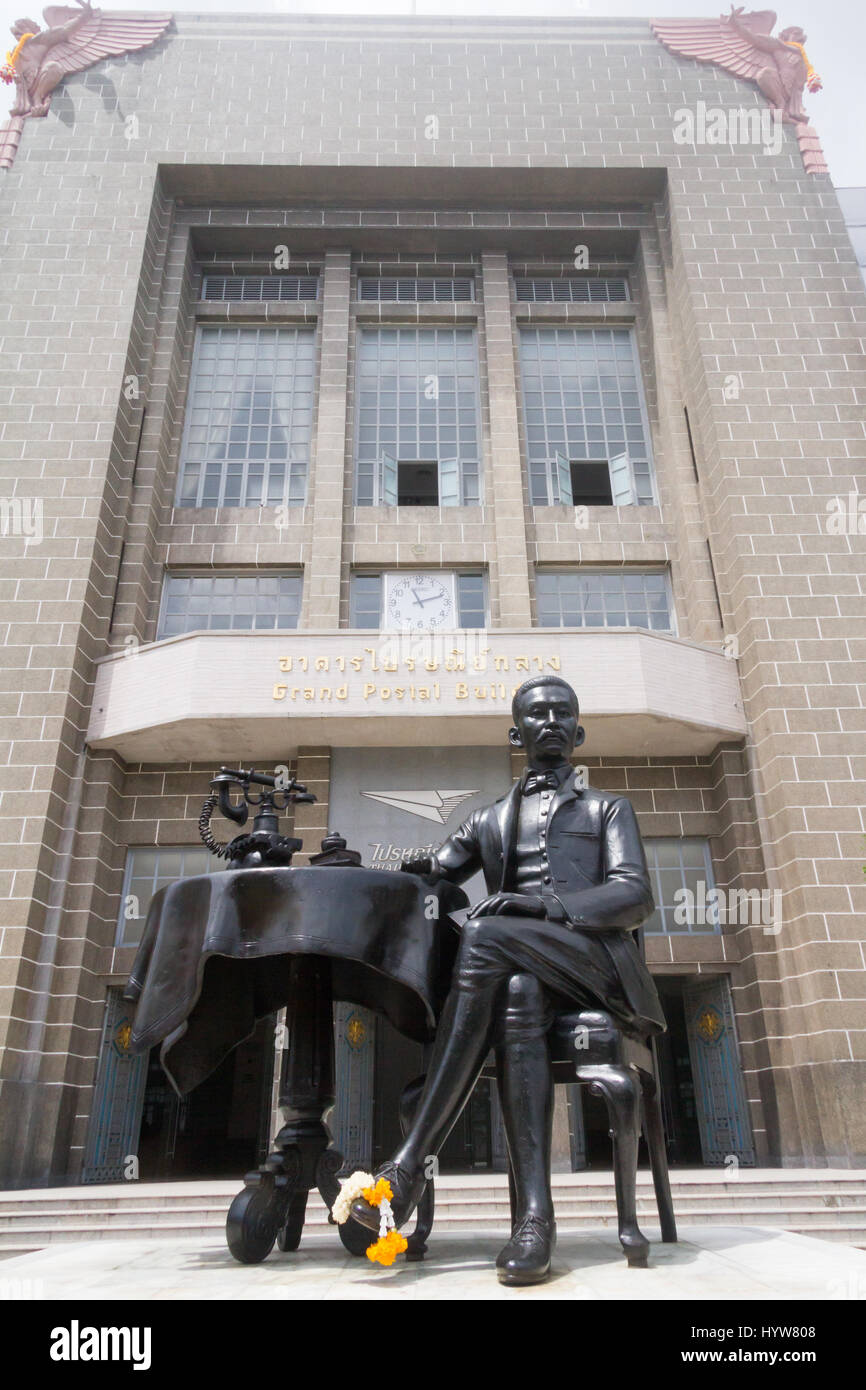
493, 779, 522, 889
548, 767, 584, 827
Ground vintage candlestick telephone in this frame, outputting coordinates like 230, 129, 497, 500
198, 766, 317, 867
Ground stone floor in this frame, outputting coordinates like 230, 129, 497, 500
2, 1226, 866, 1300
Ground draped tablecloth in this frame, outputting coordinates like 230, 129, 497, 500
123, 865, 466, 1093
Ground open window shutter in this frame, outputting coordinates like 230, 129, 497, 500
379, 452, 398, 506
555, 451, 573, 506
608, 451, 637, 506
438, 456, 460, 507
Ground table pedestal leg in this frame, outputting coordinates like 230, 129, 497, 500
226, 956, 346, 1264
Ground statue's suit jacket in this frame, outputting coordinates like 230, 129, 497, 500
431, 770, 665, 1035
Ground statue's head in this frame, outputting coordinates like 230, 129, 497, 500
509, 675, 585, 766
12, 18, 40, 36
779, 26, 806, 44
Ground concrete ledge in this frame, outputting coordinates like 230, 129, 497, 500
87, 628, 746, 761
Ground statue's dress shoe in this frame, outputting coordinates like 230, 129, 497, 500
495, 1214, 556, 1286
349, 1161, 427, 1233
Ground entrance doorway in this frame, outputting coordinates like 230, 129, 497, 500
567, 974, 755, 1169
137, 1016, 275, 1179
653, 977, 705, 1165
371, 1016, 502, 1173
83, 990, 276, 1182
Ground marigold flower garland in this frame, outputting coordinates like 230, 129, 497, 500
332, 1171, 408, 1266
782, 40, 822, 94
1, 33, 34, 85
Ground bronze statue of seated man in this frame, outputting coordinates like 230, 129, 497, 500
351, 673, 665, 1285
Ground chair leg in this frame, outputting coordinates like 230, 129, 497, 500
640, 1070, 677, 1244
584, 1065, 650, 1268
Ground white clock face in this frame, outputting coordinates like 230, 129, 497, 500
385, 573, 456, 631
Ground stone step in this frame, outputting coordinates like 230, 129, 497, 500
2, 1177, 865, 1215
2, 1173, 865, 1250
3, 1201, 866, 1237
3, 1213, 866, 1250
5, 1190, 866, 1228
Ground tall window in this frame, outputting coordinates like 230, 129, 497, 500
536, 570, 673, 632
116, 847, 227, 947
519, 328, 655, 506
158, 573, 303, 638
643, 838, 719, 935
349, 572, 486, 628
354, 328, 481, 506
177, 326, 315, 508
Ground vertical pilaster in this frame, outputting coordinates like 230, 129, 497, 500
291, 747, 331, 865
481, 253, 532, 627
304, 251, 351, 628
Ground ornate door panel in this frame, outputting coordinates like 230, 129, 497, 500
333, 1002, 374, 1171
82, 989, 148, 1183
682, 975, 755, 1166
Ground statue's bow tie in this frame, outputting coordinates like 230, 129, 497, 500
523, 771, 562, 795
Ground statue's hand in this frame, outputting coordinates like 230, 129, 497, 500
399, 853, 434, 876
466, 892, 547, 919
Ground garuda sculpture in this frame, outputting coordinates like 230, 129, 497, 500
0, 1, 171, 169
651, 7, 827, 174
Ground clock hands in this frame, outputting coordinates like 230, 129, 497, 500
411, 586, 444, 608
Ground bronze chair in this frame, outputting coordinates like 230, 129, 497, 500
399, 1006, 677, 1267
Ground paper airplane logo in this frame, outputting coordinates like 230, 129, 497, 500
360, 789, 478, 825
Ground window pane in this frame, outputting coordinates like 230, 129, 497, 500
534, 570, 671, 631
177, 326, 315, 508
202, 275, 319, 302
158, 573, 302, 637
643, 837, 718, 936
457, 573, 486, 627
350, 574, 382, 627
358, 277, 474, 302
117, 846, 228, 946
514, 277, 629, 303
355, 328, 480, 505
519, 327, 654, 506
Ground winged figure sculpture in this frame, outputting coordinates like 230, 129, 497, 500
1, 1, 171, 168
651, 7, 827, 173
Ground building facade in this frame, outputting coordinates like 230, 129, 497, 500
0, 13, 864, 1188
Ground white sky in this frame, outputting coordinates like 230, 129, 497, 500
1, 0, 864, 185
